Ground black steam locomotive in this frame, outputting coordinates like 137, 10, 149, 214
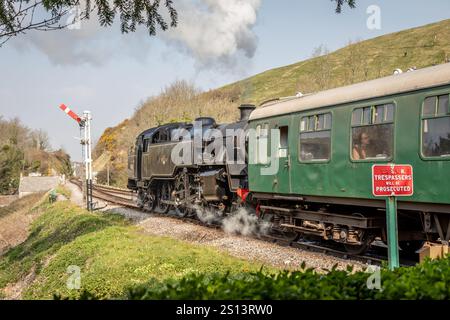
127, 105, 256, 218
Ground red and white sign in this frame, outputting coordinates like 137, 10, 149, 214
372, 164, 414, 197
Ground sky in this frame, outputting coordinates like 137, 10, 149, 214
1, 0, 450, 161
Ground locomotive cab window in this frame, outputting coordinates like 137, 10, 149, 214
143, 138, 151, 153
152, 129, 170, 144
299, 113, 332, 162
351, 103, 394, 161
422, 94, 450, 158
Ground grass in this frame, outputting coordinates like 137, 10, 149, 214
0, 193, 45, 219
55, 185, 71, 199
0, 197, 267, 300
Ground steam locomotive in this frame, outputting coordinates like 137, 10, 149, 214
128, 63, 450, 254
127, 105, 255, 217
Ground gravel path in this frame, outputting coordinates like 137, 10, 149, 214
107, 206, 367, 272
66, 182, 85, 207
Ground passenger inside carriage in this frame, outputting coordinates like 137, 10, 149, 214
352, 132, 370, 160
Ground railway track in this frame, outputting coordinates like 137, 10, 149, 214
71, 180, 137, 208
69, 180, 416, 267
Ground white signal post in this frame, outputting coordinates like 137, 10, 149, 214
59, 104, 94, 211
82, 111, 94, 211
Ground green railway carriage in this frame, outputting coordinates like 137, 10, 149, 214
247, 63, 450, 252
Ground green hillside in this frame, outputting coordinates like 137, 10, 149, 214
219, 19, 450, 105
94, 19, 450, 187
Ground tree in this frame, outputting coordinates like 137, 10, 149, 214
0, 0, 178, 45
0, 144, 24, 194
310, 45, 332, 91
31, 129, 50, 151
332, 0, 356, 13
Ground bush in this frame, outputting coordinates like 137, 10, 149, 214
122, 257, 450, 300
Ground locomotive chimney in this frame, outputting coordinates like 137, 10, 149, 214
239, 104, 256, 121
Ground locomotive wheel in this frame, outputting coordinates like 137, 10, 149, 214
173, 176, 188, 218
155, 182, 171, 214
343, 213, 373, 255
137, 190, 145, 209
144, 189, 156, 212
343, 233, 373, 255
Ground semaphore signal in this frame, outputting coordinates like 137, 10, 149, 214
59, 104, 82, 124
59, 104, 94, 211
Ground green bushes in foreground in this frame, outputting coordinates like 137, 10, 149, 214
121, 257, 450, 300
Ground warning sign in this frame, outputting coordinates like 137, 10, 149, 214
372, 165, 414, 197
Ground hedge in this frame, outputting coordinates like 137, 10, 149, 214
69, 256, 450, 300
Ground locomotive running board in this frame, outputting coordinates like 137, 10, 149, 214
259, 205, 384, 229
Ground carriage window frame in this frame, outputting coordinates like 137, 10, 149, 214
299, 112, 332, 163
420, 93, 450, 160
255, 123, 270, 165
350, 102, 396, 163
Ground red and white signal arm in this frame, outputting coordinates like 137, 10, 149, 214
372, 164, 414, 197
59, 104, 82, 124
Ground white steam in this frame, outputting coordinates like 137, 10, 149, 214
194, 206, 270, 237
12, 0, 262, 68
164, 0, 262, 66
222, 207, 270, 236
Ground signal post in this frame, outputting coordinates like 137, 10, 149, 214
59, 104, 94, 211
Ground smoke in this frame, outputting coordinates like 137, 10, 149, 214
194, 205, 221, 225
222, 207, 270, 236
194, 205, 270, 237
163, 0, 262, 67
13, 16, 151, 66
12, 0, 261, 68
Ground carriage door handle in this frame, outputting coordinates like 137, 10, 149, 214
284, 156, 291, 168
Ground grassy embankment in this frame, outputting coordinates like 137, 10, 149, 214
0, 191, 267, 299
2, 191, 449, 300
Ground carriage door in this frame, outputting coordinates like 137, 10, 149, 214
273, 118, 292, 194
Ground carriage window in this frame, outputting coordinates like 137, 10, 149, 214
300, 113, 332, 162
351, 104, 395, 161
423, 97, 437, 116
255, 124, 269, 164
278, 126, 289, 158
422, 94, 450, 158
